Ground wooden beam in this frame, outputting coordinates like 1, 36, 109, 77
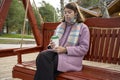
0, 48, 17, 57
0, 46, 42, 57
0, 0, 12, 31
21, 0, 43, 46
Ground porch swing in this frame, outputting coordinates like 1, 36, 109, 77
12, 0, 120, 79
0, 0, 120, 80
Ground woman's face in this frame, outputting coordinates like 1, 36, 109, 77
64, 8, 76, 23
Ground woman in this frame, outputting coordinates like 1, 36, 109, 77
34, 2, 90, 80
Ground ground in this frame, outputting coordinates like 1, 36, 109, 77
0, 38, 37, 80
0, 51, 39, 80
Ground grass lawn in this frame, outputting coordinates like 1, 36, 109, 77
0, 33, 34, 39
0, 34, 35, 44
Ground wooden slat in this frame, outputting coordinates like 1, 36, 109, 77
98, 30, 106, 62
90, 28, 96, 61
92, 28, 101, 61
93, 29, 101, 61
89, 28, 94, 60
108, 29, 117, 63
103, 29, 111, 63
113, 29, 120, 64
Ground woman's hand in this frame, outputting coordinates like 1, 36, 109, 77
53, 46, 67, 54
48, 40, 55, 49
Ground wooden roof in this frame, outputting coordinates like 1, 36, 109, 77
80, 0, 120, 17
108, 0, 120, 15
79, 6, 101, 17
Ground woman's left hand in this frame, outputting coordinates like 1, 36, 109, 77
53, 46, 67, 54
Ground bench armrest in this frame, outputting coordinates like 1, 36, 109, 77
14, 46, 43, 54
0, 48, 19, 57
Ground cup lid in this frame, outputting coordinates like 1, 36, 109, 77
51, 35, 59, 39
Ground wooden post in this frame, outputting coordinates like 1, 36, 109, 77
22, 0, 43, 46
0, 0, 12, 31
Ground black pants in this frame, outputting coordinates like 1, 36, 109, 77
34, 50, 60, 80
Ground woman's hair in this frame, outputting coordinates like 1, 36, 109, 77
62, 2, 85, 23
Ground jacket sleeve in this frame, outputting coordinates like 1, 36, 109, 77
66, 24, 90, 56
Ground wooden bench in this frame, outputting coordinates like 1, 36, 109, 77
12, 17, 120, 80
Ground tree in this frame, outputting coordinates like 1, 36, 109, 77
32, 6, 41, 28
98, 0, 110, 18
60, 0, 64, 17
80, 0, 99, 8
39, 1, 58, 22
6, 0, 25, 34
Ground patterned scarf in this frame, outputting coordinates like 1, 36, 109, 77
54, 22, 81, 47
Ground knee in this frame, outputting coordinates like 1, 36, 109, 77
36, 50, 56, 64
36, 51, 46, 64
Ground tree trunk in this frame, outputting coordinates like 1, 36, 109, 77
99, 0, 110, 18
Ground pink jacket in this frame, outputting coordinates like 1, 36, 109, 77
57, 23, 90, 72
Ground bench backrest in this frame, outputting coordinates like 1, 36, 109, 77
84, 18, 120, 64
42, 18, 120, 65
